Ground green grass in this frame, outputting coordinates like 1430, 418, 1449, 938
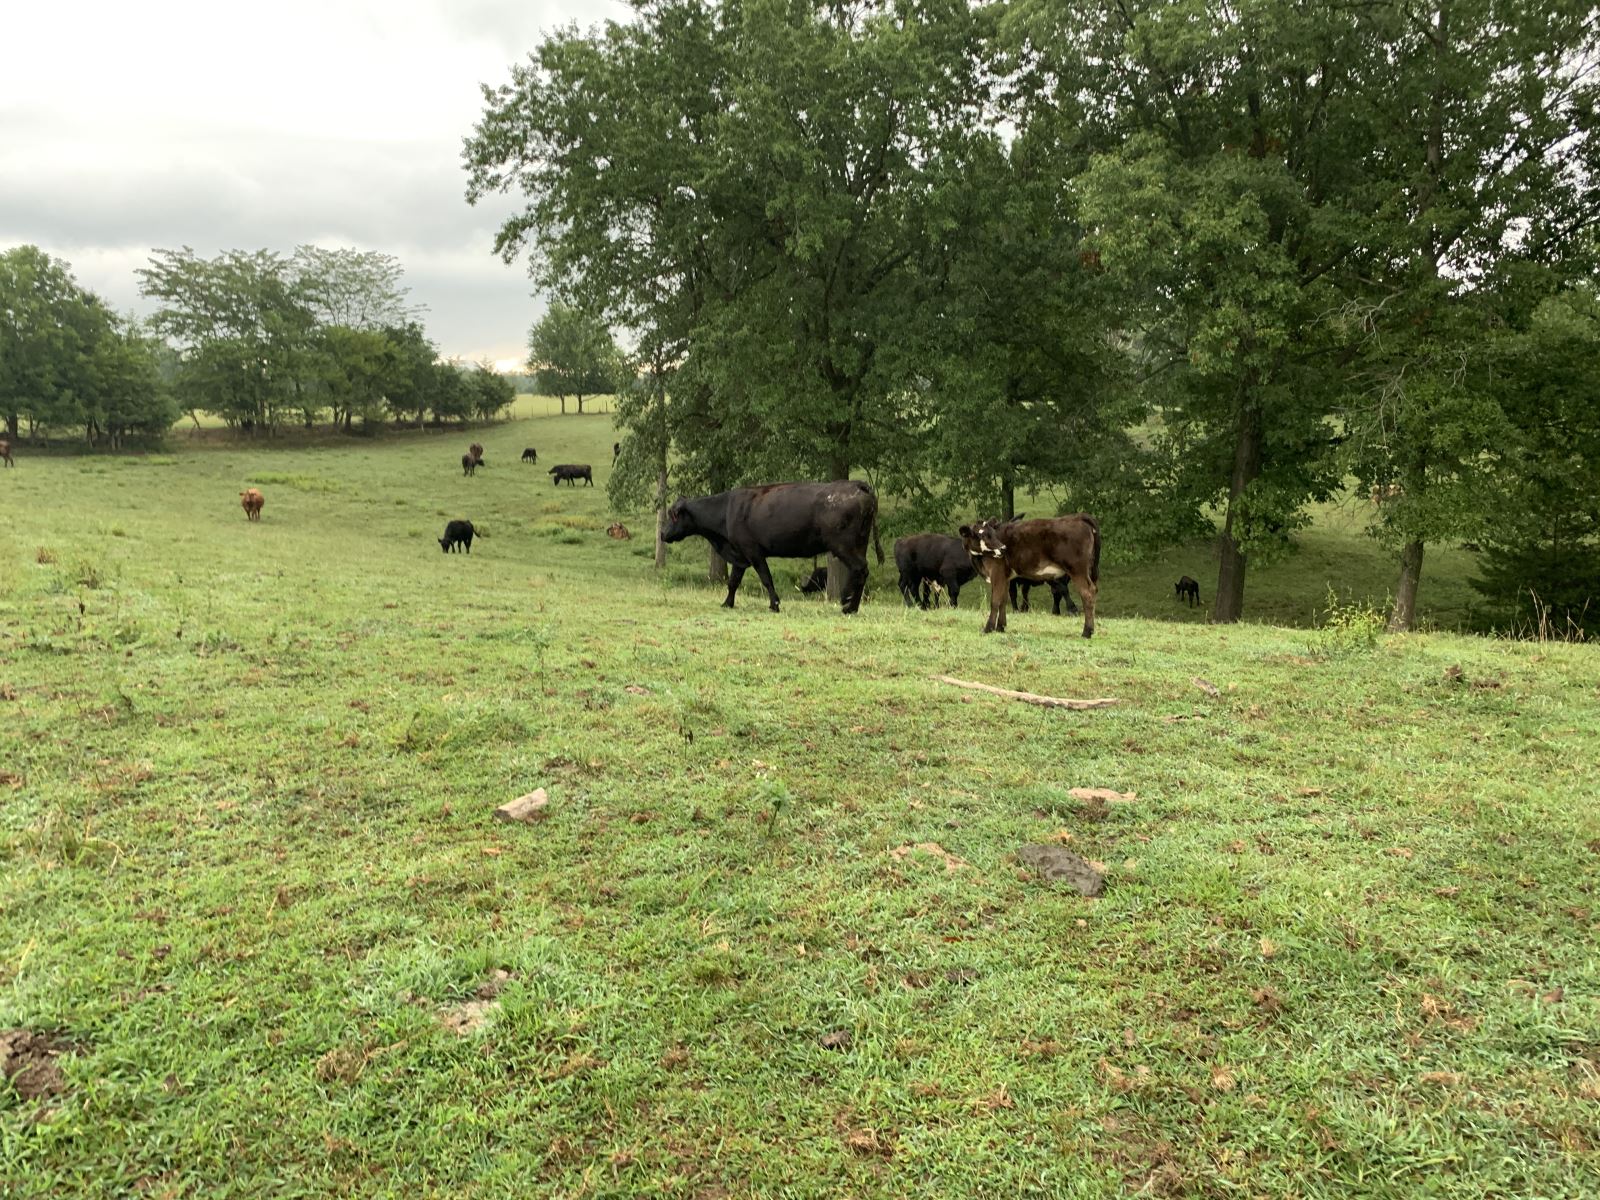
2, 413, 1597, 1198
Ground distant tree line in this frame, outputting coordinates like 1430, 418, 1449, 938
466, 0, 1600, 633
0, 244, 515, 443
0, 245, 177, 447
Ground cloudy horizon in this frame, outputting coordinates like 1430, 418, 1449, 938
1, 0, 631, 370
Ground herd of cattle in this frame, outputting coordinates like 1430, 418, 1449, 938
657, 478, 1108, 636
215, 443, 1208, 633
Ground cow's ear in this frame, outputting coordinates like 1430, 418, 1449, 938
958, 525, 972, 537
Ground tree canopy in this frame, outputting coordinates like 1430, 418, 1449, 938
467, 0, 1600, 626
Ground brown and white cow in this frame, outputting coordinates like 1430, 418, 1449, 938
240, 488, 264, 521
958, 514, 1100, 637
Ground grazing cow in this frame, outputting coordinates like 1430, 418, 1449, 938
1175, 575, 1200, 607
549, 464, 592, 486
438, 519, 479, 553
959, 514, 1100, 637
462, 453, 477, 476
239, 488, 264, 522
521, 447, 538, 463
895, 534, 977, 609
613, 441, 621, 463
797, 564, 829, 595
607, 522, 631, 539
663, 480, 881, 614
1010, 576, 1080, 616
0, 438, 12, 467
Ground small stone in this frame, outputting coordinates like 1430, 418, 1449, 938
495, 789, 549, 823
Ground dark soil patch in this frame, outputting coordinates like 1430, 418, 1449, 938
1, 1029, 75, 1101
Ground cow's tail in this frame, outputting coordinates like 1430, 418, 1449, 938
871, 507, 885, 564
1087, 516, 1100, 584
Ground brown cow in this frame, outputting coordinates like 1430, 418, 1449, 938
607, 522, 631, 539
462, 453, 477, 476
0, 438, 13, 467
240, 488, 264, 521
469, 443, 485, 466
958, 514, 1100, 637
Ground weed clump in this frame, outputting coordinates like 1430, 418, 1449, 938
1307, 588, 1385, 658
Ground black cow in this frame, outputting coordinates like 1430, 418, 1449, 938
549, 464, 593, 486
439, 519, 478, 553
461, 453, 477, 477
613, 441, 621, 463
521, 447, 538, 463
1010, 576, 1080, 616
797, 565, 829, 595
662, 480, 881, 614
895, 534, 976, 609
1175, 575, 1200, 607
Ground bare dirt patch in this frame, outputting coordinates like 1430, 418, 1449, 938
0, 1029, 74, 1100
439, 969, 514, 1036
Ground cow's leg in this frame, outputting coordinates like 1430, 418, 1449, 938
899, 573, 916, 607
985, 569, 1009, 633
944, 574, 961, 609
723, 564, 747, 608
747, 556, 782, 612
838, 553, 869, 614
1076, 575, 1098, 639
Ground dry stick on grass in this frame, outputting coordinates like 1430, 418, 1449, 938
930, 676, 1119, 710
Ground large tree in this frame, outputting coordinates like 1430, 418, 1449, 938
1037, 0, 1395, 622
0, 245, 107, 439
84, 319, 178, 448
526, 302, 625, 415
468, 0, 994, 594
1468, 278, 1600, 635
137, 248, 316, 433
1334, 0, 1599, 629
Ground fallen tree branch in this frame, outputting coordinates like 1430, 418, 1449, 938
931, 675, 1120, 710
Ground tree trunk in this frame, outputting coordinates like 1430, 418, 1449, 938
1000, 472, 1016, 520
559, 395, 567, 415
1212, 401, 1263, 624
1389, 539, 1425, 632
654, 465, 669, 570
708, 547, 728, 583
576, 393, 587, 415
6, 412, 18, 438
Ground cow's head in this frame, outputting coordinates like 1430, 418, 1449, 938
959, 520, 1007, 561
661, 497, 698, 543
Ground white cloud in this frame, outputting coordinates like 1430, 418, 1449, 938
0, 0, 629, 363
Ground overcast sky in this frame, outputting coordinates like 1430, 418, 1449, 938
1, 0, 630, 369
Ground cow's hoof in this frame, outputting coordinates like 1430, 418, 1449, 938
769, 604, 781, 614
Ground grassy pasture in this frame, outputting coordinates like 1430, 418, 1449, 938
1, 412, 1597, 1198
